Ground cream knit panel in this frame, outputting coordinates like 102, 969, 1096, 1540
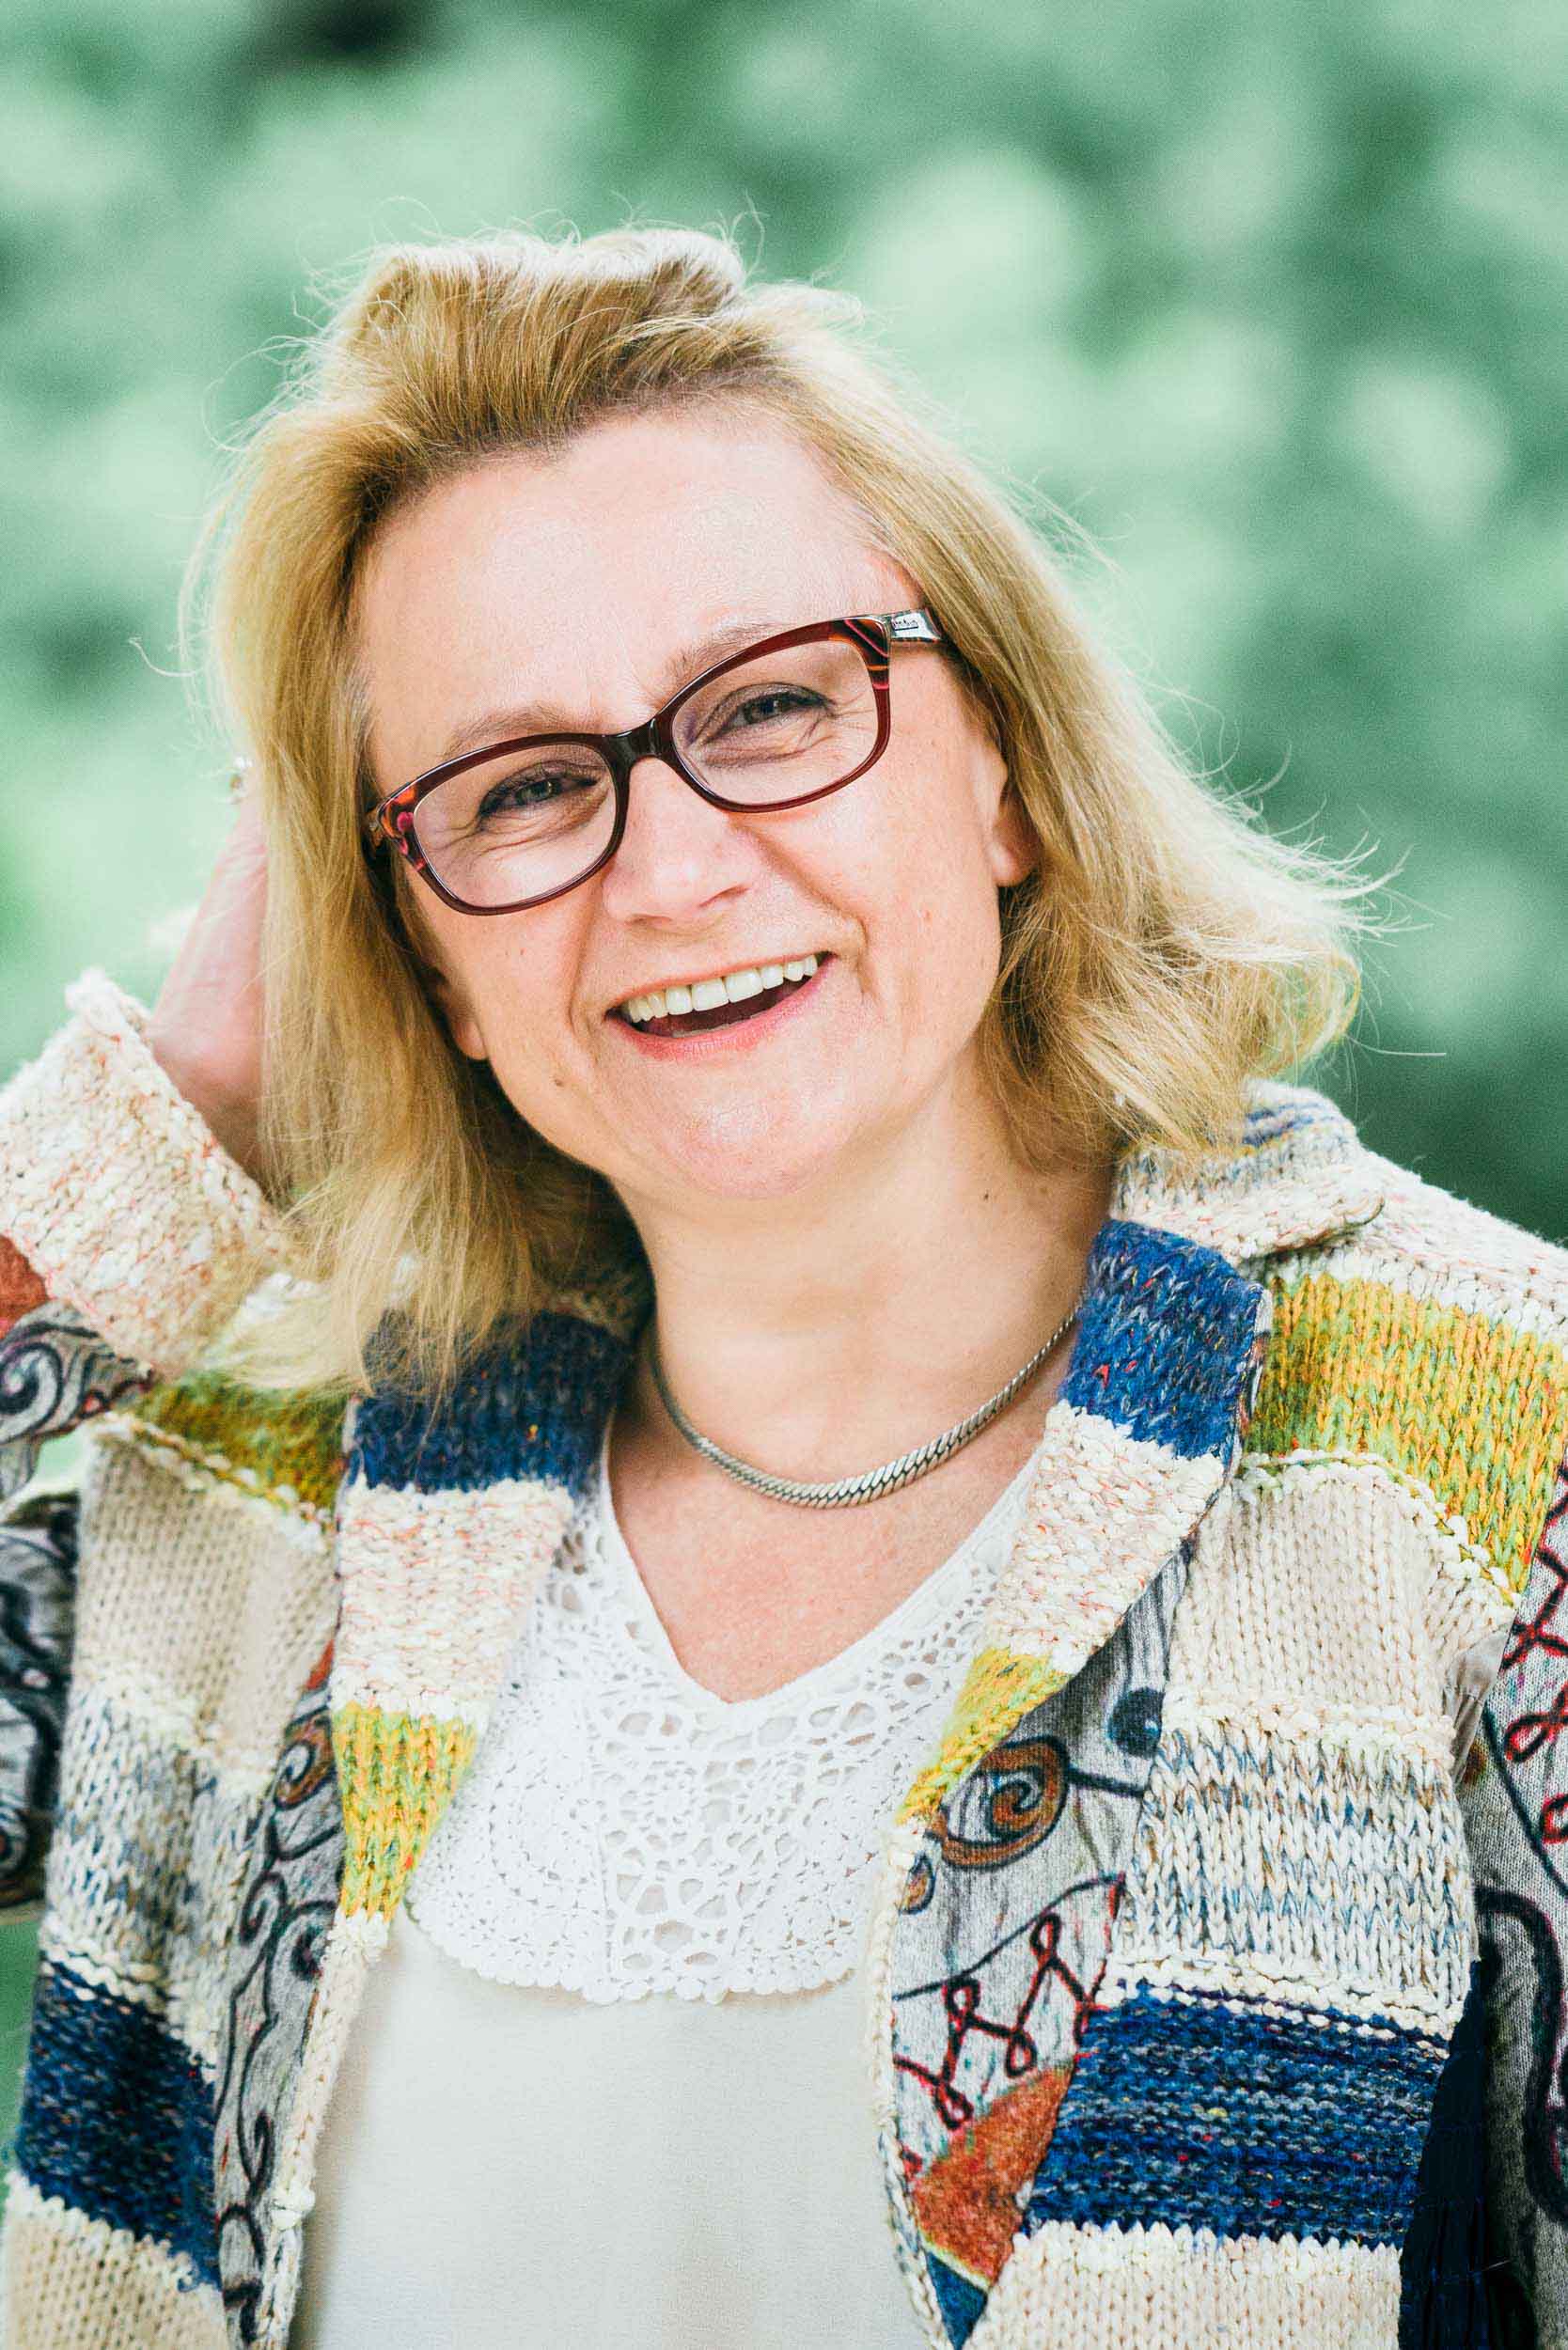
970, 2218, 1399, 2350
1108, 1694, 1471, 2031
71, 1436, 335, 1779
0, 970, 290, 1377
1108, 1458, 1488, 2035
0, 2179, 227, 2350
1168, 1453, 1513, 1716
1339, 1150, 1568, 1328
38, 1436, 336, 2067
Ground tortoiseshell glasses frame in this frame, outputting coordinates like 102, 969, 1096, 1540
360, 607, 947, 916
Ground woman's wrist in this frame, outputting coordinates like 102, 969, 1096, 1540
144, 1026, 264, 1190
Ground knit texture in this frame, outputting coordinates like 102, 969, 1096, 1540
0, 979, 1565, 2348
0, 971, 291, 1378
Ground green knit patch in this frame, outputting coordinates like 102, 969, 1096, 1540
121, 1371, 350, 1521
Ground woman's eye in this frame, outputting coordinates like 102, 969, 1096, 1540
480, 770, 585, 816
722, 688, 821, 731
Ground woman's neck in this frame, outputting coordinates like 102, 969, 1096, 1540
615, 1092, 1117, 1484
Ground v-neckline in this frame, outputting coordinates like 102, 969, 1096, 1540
590, 1405, 1045, 1721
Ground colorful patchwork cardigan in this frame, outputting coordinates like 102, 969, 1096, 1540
0, 966, 1566, 2349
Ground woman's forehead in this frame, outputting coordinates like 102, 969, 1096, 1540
367, 419, 880, 615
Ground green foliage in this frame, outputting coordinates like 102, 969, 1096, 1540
1, 0, 1564, 1239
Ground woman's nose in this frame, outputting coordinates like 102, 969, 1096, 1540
596, 752, 759, 926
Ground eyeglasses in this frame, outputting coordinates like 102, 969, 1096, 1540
362, 608, 948, 916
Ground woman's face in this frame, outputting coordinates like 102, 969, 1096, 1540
356, 406, 1036, 1216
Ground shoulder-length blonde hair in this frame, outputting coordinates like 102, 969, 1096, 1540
186, 223, 1372, 1405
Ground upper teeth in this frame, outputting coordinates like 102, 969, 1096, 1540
620, 954, 821, 1025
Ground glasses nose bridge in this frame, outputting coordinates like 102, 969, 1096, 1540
605, 709, 691, 793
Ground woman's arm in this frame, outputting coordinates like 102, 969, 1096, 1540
0, 1481, 78, 1919
0, 791, 283, 1908
0, 977, 287, 1914
0, 761, 276, 1385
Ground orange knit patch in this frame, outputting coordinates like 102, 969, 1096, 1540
912, 2064, 1075, 2285
0, 1234, 47, 1335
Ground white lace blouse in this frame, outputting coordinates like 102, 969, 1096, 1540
293, 1408, 1046, 2348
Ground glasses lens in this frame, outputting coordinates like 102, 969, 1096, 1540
415, 744, 618, 908
674, 636, 877, 803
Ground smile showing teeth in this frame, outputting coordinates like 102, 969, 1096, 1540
619, 953, 823, 1026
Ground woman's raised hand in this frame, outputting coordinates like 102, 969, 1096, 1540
146, 766, 271, 1188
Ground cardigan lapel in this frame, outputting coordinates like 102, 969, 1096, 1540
241, 1259, 653, 2343
866, 1083, 1387, 2349
887, 1079, 1386, 1835
893, 1214, 1274, 1832
325, 1252, 654, 1926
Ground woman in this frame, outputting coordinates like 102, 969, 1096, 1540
0, 226, 1561, 2350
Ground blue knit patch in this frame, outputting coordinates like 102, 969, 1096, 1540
13, 1958, 217, 2287
1024, 1984, 1446, 2246
1060, 1220, 1262, 1463
927, 2251, 988, 2345
353, 1309, 635, 1496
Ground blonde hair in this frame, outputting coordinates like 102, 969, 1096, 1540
184, 223, 1373, 1405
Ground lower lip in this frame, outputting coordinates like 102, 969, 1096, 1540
609, 958, 834, 1058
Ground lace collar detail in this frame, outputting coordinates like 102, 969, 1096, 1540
402, 1415, 1043, 2001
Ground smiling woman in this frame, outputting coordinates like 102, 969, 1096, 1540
0, 224, 1564, 2350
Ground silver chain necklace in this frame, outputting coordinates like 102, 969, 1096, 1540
645, 1294, 1082, 1509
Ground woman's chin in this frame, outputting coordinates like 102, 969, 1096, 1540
628, 1112, 869, 1209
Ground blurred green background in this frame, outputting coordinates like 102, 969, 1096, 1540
1, 0, 1565, 2210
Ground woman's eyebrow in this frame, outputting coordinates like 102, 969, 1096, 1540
434, 616, 789, 763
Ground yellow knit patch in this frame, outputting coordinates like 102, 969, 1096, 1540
332, 1702, 478, 1919
898, 1646, 1068, 1825
1254, 1273, 1568, 1595
122, 1371, 349, 1522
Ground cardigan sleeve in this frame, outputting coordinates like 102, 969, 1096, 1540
1455, 1454, 1568, 2343
0, 968, 292, 1912
0, 966, 291, 1385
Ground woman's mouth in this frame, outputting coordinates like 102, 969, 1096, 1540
611, 959, 832, 1053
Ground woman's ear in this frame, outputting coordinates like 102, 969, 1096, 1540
987, 770, 1039, 889
957, 667, 1036, 887
427, 964, 488, 1061
977, 728, 1038, 887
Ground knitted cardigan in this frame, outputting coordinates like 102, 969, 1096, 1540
0, 967, 1565, 2350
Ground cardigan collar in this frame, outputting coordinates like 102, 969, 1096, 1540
323, 1079, 1383, 1921
1108, 1077, 1387, 1263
